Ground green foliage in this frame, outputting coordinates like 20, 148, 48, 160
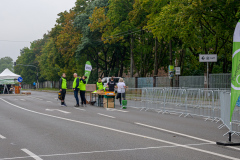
0, 57, 13, 73
14, 0, 240, 85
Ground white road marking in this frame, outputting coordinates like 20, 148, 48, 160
1, 143, 212, 160
135, 122, 240, 151
129, 106, 141, 109
1, 98, 240, 160
135, 122, 213, 143
106, 108, 128, 113
29, 96, 43, 101
75, 108, 86, 111
45, 109, 70, 114
21, 149, 43, 160
20, 99, 26, 101
0, 134, 6, 139
97, 113, 115, 119
46, 101, 52, 103
54, 98, 58, 100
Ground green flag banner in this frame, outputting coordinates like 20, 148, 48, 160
84, 61, 92, 84
231, 20, 240, 121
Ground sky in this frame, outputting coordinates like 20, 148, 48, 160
0, 0, 77, 62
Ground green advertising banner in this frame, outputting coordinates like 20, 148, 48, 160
231, 20, 240, 121
84, 61, 92, 84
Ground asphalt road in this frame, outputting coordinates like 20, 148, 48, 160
0, 91, 240, 160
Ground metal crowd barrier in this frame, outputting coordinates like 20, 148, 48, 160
124, 87, 239, 136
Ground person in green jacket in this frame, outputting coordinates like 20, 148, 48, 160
59, 73, 67, 107
72, 73, 80, 107
79, 76, 87, 107
96, 78, 104, 90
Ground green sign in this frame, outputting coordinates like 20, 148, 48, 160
231, 20, 240, 121
84, 61, 92, 84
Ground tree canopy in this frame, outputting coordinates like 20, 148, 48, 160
0, 57, 13, 73
14, 0, 240, 84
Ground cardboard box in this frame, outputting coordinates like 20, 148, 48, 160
104, 102, 115, 108
103, 98, 114, 103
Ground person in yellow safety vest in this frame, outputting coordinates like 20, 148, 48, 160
96, 78, 104, 90
59, 73, 67, 107
78, 76, 87, 107
72, 73, 80, 107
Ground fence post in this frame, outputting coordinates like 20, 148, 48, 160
135, 77, 138, 88
153, 76, 157, 87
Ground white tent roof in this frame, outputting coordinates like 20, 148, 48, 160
0, 68, 20, 79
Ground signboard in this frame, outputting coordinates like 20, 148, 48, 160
199, 54, 217, 62
175, 67, 181, 75
84, 61, 92, 84
231, 19, 240, 121
168, 65, 174, 79
18, 77, 23, 83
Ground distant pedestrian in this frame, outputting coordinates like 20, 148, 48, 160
96, 78, 104, 90
107, 76, 116, 92
59, 73, 67, 107
73, 73, 80, 107
116, 78, 126, 106
33, 82, 36, 90
79, 76, 87, 107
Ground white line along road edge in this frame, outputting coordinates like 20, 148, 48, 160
0, 134, 6, 139
1, 98, 240, 160
134, 122, 240, 151
97, 113, 116, 119
21, 149, 43, 160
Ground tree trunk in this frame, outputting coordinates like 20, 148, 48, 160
154, 37, 158, 76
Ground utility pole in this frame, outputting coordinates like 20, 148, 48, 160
169, 40, 173, 87
130, 31, 134, 77
154, 37, 158, 76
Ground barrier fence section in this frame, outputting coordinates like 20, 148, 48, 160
125, 87, 239, 135
179, 76, 204, 88
209, 73, 231, 89
124, 88, 145, 109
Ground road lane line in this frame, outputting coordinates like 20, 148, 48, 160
1, 143, 212, 160
106, 108, 128, 112
21, 149, 43, 160
46, 101, 52, 103
98, 113, 115, 118
135, 122, 214, 143
45, 109, 70, 114
20, 99, 26, 101
1, 98, 240, 160
75, 108, 86, 111
29, 96, 43, 101
0, 134, 6, 139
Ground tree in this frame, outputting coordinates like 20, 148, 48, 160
0, 57, 13, 73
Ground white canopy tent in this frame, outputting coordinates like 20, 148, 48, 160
0, 68, 21, 94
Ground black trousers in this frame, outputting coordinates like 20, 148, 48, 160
80, 90, 86, 105
61, 89, 66, 101
117, 93, 125, 105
